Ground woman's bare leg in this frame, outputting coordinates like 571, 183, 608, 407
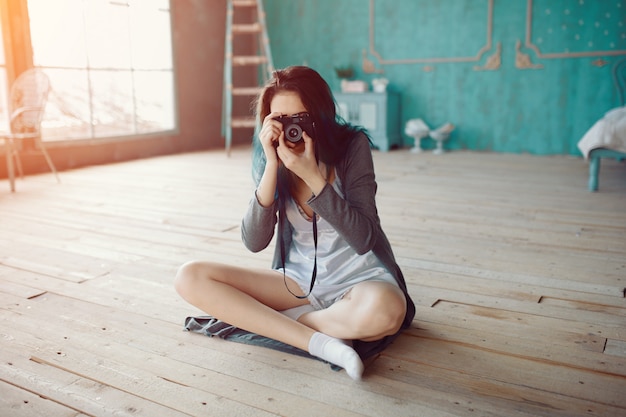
174, 261, 364, 379
175, 261, 313, 349
297, 281, 407, 341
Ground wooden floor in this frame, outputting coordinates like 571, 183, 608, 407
1, 147, 625, 417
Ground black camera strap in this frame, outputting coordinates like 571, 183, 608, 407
279, 201, 318, 299
278, 124, 320, 299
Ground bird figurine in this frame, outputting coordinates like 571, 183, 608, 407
404, 118, 430, 153
429, 123, 455, 155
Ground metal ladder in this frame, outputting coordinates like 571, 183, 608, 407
222, 0, 274, 155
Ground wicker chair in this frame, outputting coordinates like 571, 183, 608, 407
1, 68, 59, 192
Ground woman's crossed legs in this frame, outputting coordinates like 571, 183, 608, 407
174, 261, 406, 379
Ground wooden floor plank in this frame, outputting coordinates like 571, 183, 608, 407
1, 343, 192, 417
0, 379, 89, 417
429, 300, 625, 341
605, 340, 626, 358
392, 336, 625, 408
418, 286, 626, 328
401, 257, 625, 297
1, 317, 281, 417
405, 267, 626, 308
369, 354, 626, 417
409, 317, 624, 376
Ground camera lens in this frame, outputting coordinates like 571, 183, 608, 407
284, 123, 303, 143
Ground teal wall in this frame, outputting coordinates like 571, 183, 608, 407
264, 0, 626, 155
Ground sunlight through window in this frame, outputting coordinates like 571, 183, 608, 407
27, 0, 175, 141
0, 26, 7, 133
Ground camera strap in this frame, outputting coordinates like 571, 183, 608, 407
279, 200, 318, 299
278, 136, 321, 299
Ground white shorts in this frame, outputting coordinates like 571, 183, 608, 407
278, 267, 399, 310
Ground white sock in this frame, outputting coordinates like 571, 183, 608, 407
308, 332, 364, 380
279, 304, 315, 321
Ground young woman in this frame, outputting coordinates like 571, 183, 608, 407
175, 66, 415, 380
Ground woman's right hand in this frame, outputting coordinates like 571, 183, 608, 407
259, 112, 283, 165
255, 112, 282, 207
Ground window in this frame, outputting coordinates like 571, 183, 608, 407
26, 0, 176, 141
0, 25, 7, 133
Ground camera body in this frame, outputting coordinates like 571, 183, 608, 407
274, 113, 315, 144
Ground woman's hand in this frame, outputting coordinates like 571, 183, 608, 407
258, 112, 283, 165
255, 113, 283, 207
276, 130, 327, 195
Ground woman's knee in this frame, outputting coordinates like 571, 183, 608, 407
350, 283, 406, 337
174, 260, 215, 299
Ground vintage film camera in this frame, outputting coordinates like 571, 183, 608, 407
274, 113, 315, 144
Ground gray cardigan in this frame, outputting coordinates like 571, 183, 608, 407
241, 133, 415, 360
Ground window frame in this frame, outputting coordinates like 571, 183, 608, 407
0, 0, 179, 147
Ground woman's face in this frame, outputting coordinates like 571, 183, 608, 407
270, 91, 307, 117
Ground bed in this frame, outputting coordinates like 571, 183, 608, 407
577, 58, 626, 191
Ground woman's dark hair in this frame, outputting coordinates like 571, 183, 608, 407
251, 66, 366, 185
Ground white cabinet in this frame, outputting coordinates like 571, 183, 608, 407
335, 92, 401, 151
